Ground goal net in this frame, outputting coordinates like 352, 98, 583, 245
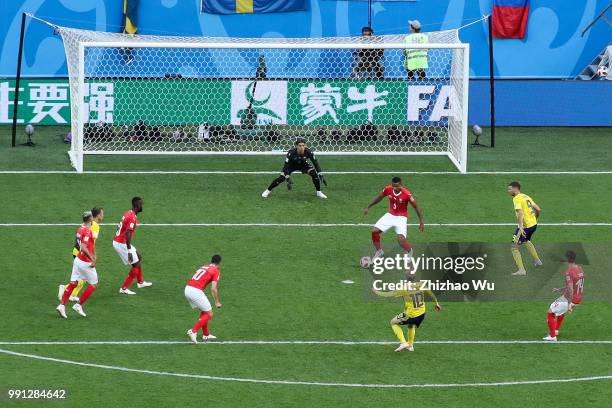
55, 24, 469, 172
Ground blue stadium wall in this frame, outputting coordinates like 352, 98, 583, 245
1, 0, 610, 125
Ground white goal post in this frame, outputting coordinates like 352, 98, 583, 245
56, 25, 469, 173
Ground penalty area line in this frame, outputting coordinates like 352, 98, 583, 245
0, 222, 611, 227
2, 340, 612, 345
1, 348, 611, 389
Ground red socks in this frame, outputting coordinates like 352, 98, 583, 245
192, 312, 212, 335
61, 283, 78, 305
121, 267, 139, 289
371, 231, 381, 250
136, 266, 143, 284
78, 285, 97, 304
556, 314, 565, 331
547, 312, 557, 337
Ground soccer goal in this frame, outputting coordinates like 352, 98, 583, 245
55, 24, 469, 172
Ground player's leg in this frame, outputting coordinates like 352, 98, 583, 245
544, 299, 567, 341
71, 262, 98, 317
555, 313, 565, 336
185, 287, 216, 342
525, 241, 542, 266
189, 310, 214, 340
407, 325, 416, 350
262, 170, 290, 197
114, 241, 138, 294
511, 229, 526, 276
373, 214, 394, 258
57, 260, 82, 318
69, 279, 86, 302
59, 281, 79, 305
390, 314, 410, 352
267, 174, 288, 191
545, 308, 558, 341
371, 227, 384, 258
57, 279, 78, 319
306, 167, 326, 198
134, 251, 152, 289
523, 227, 542, 266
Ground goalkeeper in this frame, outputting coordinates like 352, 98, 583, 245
262, 138, 327, 199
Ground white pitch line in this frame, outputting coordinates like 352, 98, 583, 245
1, 170, 612, 175
1, 348, 612, 389
1, 340, 612, 345
1, 222, 611, 227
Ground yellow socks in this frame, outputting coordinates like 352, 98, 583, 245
511, 247, 524, 270
392, 324, 407, 343
524, 241, 540, 262
407, 326, 416, 347
71, 280, 86, 297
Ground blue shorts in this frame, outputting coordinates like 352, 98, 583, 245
513, 225, 537, 244
396, 312, 426, 327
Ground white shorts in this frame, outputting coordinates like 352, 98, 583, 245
184, 285, 212, 312
113, 241, 139, 265
374, 213, 408, 237
70, 257, 98, 285
550, 296, 569, 316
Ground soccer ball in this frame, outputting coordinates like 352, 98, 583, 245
472, 124, 482, 136
596, 66, 608, 78
360, 256, 372, 269
24, 124, 34, 136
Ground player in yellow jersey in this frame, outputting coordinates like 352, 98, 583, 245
373, 279, 441, 352
507, 182, 542, 276
58, 207, 104, 301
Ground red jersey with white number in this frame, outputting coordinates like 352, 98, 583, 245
565, 264, 584, 304
113, 210, 138, 244
76, 225, 95, 262
382, 185, 413, 217
187, 264, 220, 290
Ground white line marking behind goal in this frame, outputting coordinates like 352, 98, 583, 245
1, 170, 612, 175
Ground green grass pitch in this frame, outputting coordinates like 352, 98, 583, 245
1, 126, 612, 407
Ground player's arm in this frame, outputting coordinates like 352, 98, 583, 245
409, 196, 425, 232
532, 202, 542, 219
125, 229, 134, 263
307, 150, 326, 185
79, 238, 96, 266
281, 150, 292, 176
565, 276, 575, 312
425, 289, 441, 311
372, 289, 402, 298
515, 209, 526, 237
211, 281, 222, 308
363, 192, 385, 216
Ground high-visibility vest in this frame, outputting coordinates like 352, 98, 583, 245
404, 33, 429, 71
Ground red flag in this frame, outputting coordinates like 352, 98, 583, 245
492, 0, 529, 39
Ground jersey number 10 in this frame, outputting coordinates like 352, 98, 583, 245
192, 267, 209, 281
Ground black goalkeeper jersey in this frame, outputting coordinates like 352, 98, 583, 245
282, 147, 322, 174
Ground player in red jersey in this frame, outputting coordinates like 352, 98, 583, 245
363, 176, 425, 260
185, 255, 223, 343
56, 211, 99, 318
543, 250, 585, 342
113, 196, 152, 295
